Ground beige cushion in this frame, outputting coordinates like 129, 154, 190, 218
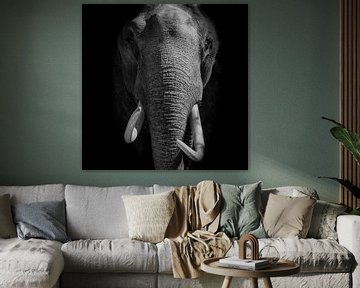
263, 193, 316, 238
261, 186, 319, 213
0, 194, 16, 238
122, 191, 175, 243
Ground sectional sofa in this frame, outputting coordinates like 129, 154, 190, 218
0, 183, 359, 288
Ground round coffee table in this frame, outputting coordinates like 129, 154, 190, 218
201, 257, 300, 288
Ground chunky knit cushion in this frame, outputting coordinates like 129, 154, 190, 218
122, 191, 175, 243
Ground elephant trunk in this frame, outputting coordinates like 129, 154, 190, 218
147, 85, 191, 169
141, 46, 204, 168
135, 19, 205, 169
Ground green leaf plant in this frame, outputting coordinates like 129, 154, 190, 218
319, 117, 360, 201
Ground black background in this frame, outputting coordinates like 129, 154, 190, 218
82, 4, 248, 170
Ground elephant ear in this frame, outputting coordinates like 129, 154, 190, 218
200, 26, 219, 87
117, 24, 138, 95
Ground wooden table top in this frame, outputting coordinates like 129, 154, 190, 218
201, 257, 300, 278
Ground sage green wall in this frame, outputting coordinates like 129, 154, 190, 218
0, 0, 339, 202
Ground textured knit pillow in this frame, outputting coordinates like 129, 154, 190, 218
122, 190, 175, 243
263, 193, 316, 238
12, 200, 70, 243
0, 194, 16, 238
218, 182, 266, 238
307, 200, 347, 240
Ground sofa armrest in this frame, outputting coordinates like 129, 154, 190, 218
337, 215, 360, 288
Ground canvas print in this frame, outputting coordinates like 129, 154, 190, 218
82, 4, 248, 170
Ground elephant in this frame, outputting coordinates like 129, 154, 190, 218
113, 4, 219, 169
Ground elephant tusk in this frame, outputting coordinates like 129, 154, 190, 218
176, 104, 205, 162
124, 101, 145, 143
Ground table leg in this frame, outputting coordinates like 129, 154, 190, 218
221, 276, 233, 288
263, 277, 273, 288
251, 278, 258, 288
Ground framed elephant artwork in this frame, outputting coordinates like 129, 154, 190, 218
82, 4, 248, 170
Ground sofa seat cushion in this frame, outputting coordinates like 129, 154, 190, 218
156, 240, 173, 274
61, 239, 158, 273
227, 238, 354, 273
0, 238, 64, 288
157, 238, 354, 274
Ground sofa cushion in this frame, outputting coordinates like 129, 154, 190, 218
61, 239, 158, 273
122, 190, 175, 243
218, 182, 266, 238
12, 200, 70, 243
224, 238, 354, 274
307, 200, 347, 240
260, 238, 354, 273
0, 194, 16, 238
0, 238, 64, 288
263, 193, 316, 238
0, 184, 65, 204
156, 240, 173, 274
153, 184, 175, 194
65, 185, 153, 239
261, 186, 319, 213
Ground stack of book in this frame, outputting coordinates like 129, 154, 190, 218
218, 257, 271, 270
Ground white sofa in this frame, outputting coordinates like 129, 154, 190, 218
0, 183, 358, 288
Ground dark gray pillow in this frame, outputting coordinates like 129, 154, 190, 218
12, 200, 70, 243
218, 182, 267, 238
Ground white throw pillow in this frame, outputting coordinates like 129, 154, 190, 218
122, 190, 175, 243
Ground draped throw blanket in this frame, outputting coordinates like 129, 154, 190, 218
165, 181, 231, 278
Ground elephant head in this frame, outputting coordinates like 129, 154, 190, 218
116, 4, 218, 169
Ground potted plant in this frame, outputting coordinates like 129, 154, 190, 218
320, 117, 360, 215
